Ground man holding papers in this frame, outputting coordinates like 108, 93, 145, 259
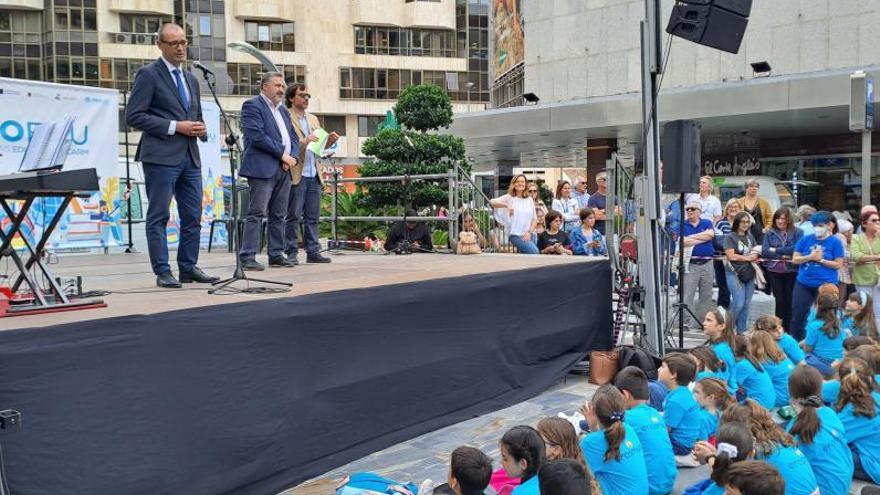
283, 83, 338, 264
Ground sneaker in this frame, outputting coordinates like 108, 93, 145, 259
241, 259, 265, 271
306, 253, 331, 263
268, 256, 294, 268
675, 454, 701, 468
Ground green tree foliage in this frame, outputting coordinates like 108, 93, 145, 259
358, 85, 469, 211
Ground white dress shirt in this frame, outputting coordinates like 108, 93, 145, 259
260, 94, 291, 156
160, 56, 192, 136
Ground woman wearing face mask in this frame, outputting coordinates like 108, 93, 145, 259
790, 211, 846, 342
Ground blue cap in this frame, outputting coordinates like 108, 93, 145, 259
810, 211, 833, 225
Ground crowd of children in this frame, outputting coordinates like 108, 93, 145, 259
337, 282, 880, 495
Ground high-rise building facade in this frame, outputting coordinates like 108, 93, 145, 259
0, 0, 489, 166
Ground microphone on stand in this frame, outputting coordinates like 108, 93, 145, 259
192, 61, 214, 77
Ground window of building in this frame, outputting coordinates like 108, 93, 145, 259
227, 63, 306, 96
405, 0, 441, 2
340, 67, 476, 102
357, 115, 384, 138
354, 25, 455, 58
98, 58, 153, 91
317, 115, 346, 136
244, 20, 295, 52
0, 10, 42, 81
119, 14, 171, 34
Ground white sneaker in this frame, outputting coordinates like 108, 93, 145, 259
419, 479, 434, 495
675, 454, 701, 468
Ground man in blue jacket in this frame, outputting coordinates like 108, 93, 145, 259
126, 22, 218, 288
237, 72, 300, 270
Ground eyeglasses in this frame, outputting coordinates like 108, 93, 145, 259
297, 93, 311, 99
528, 189, 538, 193
869, 218, 880, 223
159, 39, 188, 48
597, 178, 606, 182
686, 207, 699, 212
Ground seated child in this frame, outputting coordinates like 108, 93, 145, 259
804, 292, 846, 378
693, 377, 736, 442
579, 384, 649, 495
733, 334, 776, 409
834, 356, 880, 484
687, 421, 755, 495
689, 346, 729, 385
613, 366, 676, 495
753, 314, 804, 365
749, 330, 795, 407
721, 460, 786, 495
538, 459, 594, 495
658, 352, 701, 460
535, 417, 600, 495
498, 426, 544, 495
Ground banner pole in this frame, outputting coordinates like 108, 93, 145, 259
123, 90, 135, 253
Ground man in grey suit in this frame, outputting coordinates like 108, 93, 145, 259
126, 23, 218, 288
237, 73, 300, 270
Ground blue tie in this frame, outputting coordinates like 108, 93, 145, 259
172, 69, 190, 110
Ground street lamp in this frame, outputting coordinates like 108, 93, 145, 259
227, 41, 279, 73
466, 82, 475, 104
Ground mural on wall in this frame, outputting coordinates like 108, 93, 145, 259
491, 0, 524, 78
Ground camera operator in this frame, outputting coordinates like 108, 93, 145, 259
385, 209, 434, 252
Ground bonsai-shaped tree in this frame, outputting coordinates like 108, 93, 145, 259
359, 84, 469, 212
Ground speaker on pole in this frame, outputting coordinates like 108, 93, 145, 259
661, 120, 701, 194
666, 0, 753, 54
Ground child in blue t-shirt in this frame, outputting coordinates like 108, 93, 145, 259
786, 366, 854, 495
686, 421, 756, 495
822, 344, 880, 404
693, 377, 735, 441
835, 356, 880, 484
702, 307, 738, 394
579, 384, 649, 495
748, 329, 795, 407
659, 352, 701, 459
689, 346, 729, 387
842, 290, 879, 339
804, 293, 846, 378
733, 335, 776, 409
499, 425, 543, 495
753, 313, 804, 364
613, 366, 677, 495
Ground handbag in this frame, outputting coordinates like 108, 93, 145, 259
456, 231, 481, 255
589, 349, 620, 385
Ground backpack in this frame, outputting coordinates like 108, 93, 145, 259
616, 345, 662, 380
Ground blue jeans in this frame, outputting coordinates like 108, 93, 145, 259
142, 155, 202, 275
285, 175, 322, 256
805, 352, 835, 378
790, 282, 819, 342
508, 234, 539, 254
240, 168, 291, 261
725, 271, 755, 333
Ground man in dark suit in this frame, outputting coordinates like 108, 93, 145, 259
125, 23, 218, 288
238, 73, 300, 270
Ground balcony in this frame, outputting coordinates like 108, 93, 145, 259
0, 0, 43, 10
108, 0, 172, 15
234, 0, 296, 21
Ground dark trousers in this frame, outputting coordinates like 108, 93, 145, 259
285, 175, 321, 256
766, 271, 797, 333
790, 281, 819, 341
143, 155, 201, 276
714, 260, 730, 308
239, 168, 291, 261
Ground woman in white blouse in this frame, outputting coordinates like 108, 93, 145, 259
490, 174, 539, 254
552, 180, 580, 232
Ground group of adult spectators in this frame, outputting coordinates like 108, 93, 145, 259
665, 175, 879, 341
488, 174, 612, 257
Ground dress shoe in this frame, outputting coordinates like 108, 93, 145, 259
306, 253, 331, 263
268, 256, 294, 267
156, 272, 182, 288
180, 267, 220, 283
285, 253, 300, 266
241, 259, 266, 271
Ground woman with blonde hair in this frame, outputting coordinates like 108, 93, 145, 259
490, 174, 539, 254
736, 178, 772, 242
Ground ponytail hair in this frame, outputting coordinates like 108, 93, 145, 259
689, 346, 727, 373
816, 293, 841, 339
848, 291, 879, 341
709, 421, 754, 486
749, 330, 785, 364
836, 357, 877, 418
849, 344, 880, 376
697, 377, 737, 412
787, 366, 824, 445
591, 384, 628, 462
752, 314, 782, 334
733, 334, 764, 372
721, 400, 793, 456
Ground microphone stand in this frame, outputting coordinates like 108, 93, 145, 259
195, 67, 292, 294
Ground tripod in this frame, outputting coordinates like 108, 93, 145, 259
197, 69, 291, 294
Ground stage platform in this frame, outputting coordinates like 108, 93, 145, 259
0, 250, 613, 495
2, 250, 598, 331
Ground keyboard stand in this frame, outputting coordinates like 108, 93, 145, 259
0, 190, 106, 316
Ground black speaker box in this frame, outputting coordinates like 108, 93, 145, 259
661, 120, 701, 194
666, 0, 753, 54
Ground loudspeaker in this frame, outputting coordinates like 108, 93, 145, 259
661, 120, 701, 194
666, 0, 752, 54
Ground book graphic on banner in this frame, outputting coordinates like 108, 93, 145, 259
306, 128, 339, 158
19, 116, 75, 172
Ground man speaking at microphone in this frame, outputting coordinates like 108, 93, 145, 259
126, 22, 218, 288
